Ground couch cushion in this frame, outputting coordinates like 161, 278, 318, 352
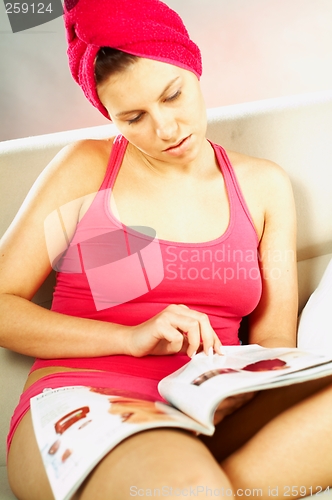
298, 256, 332, 351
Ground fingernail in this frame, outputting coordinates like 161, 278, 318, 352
217, 345, 224, 355
208, 346, 213, 358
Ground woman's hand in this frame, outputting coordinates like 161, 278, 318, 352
125, 304, 223, 358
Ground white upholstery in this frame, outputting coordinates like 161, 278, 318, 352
298, 258, 332, 352
1, 91, 332, 499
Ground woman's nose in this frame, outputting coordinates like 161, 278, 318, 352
154, 112, 178, 140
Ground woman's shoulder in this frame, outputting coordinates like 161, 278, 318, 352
47, 137, 115, 194
27, 136, 116, 216
225, 148, 293, 201
5, 137, 116, 237
225, 149, 289, 180
223, 149, 295, 240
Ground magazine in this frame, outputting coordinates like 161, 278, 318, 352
30, 344, 332, 500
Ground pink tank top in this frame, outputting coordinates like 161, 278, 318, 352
31, 136, 262, 380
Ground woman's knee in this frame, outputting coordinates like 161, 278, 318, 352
77, 429, 232, 500
8, 420, 233, 500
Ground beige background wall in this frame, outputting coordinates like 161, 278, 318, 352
0, 0, 332, 141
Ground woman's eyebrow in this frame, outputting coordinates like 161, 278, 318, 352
115, 76, 180, 118
157, 76, 180, 99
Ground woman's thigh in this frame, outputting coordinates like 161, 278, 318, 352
9, 375, 332, 499
199, 374, 332, 462
7, 410, 55, 500
7, 409, 230, 500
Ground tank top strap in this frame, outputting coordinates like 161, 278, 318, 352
99, 134, 129, 191
211, 142, 258, 243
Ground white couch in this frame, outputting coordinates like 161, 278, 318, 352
1, 91, 332, 499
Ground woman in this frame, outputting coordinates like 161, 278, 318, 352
2, 0, 332, 498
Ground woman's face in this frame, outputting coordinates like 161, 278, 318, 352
97, 57, 207, 165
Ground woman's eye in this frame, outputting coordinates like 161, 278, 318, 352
128, 113, 144, 125
126, 91, 181, 124
165, 90, 181, 102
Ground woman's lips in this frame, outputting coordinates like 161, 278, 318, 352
163, 135, 192, 156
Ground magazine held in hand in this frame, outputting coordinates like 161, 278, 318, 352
30, 345, 332, 500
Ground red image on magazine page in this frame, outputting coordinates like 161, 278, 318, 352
48, 407, 91, 462
108, 397, 177, 424
191, 359, 289, 386
55, 406, 90, 434
241, 358, 288, 372
89, 389, 178, 425
191, 368, 238, 386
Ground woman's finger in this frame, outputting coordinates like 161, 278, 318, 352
213, 335, 224, 355
180, 308, 218, 356
159, 305, 223, 357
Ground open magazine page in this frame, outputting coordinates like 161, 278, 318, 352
30, 386, 209, 500
158, 345, 332, 428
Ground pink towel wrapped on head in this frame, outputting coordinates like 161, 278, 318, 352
64, 0, 202, 118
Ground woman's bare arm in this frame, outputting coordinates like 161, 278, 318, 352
227, 150, 298, 348
0, 139, 133, 358
248, 161, 298, 347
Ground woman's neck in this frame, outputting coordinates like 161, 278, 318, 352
126, 138, 217, 181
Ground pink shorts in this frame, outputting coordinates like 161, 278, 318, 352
7, 370, 164, 459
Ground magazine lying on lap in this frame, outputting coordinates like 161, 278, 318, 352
30, 344, 332, 500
